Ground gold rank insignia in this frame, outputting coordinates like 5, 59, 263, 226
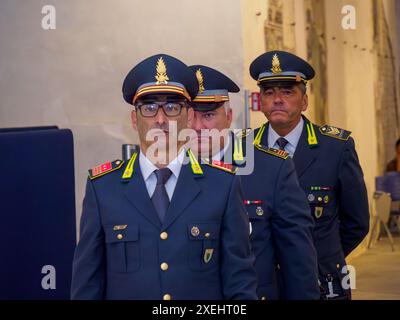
319, 125, 351, 141
254, 145, 289, 160
196, 68, 205, 93
271, 54, 282, 74
204, 248, 214, 263
155, 57, 169, 85
89, 159, 124, 180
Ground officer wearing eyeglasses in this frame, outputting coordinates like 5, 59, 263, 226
71, 53, 258, 300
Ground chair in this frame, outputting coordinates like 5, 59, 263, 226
368, 191, 395, 251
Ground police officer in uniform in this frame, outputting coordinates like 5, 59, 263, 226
71, 54, 258, 300
249, 50, 370, 299
188, 64, 320, 300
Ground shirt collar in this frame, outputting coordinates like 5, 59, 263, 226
268, 117, 304, 148
139, 148, 185, 181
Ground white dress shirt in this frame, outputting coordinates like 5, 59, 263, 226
268, 117, 304, 157
139, 149, 185, 201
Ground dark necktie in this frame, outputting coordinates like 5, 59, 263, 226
151, 168, 172, 223
276, 137, 289, 151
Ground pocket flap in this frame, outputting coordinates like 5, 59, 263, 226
104, 224, 139, 243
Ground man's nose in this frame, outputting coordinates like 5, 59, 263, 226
273, 91, 284, 104
191, 113, 206, 131
154, 107, 168, 125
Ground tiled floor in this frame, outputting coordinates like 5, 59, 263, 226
351, 237, 400, 300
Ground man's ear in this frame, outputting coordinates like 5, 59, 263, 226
226, 107, 233, 129
187, 107, 194, 128
131, 109, 138, 130
302, 94, 308, 112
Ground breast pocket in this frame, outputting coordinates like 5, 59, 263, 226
246, 203, 269, 255
104, 224, 140, 273
187, 222, 220, 272
305, 189, 336, 221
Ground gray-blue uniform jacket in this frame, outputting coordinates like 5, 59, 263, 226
71, 150, 258, 300
254, 116, 370, 299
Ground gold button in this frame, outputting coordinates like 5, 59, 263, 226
191, 226, 200, 237
318, 197, 323, 202
161, 262, 169, 271
336, 264, 340, 269
117, 234, 123, 240
163, 294, 172, 300
261, 296, 267, 300
116, 161, 121, 165
160, 232, 168, 240
205, 232, 210, 238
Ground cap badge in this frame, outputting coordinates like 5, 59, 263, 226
155, 56, 169, 85
271, 53, 282, 74
196, 68, 205, 93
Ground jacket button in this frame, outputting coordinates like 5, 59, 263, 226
161, 262, 169, 271
163, 294, 172, 300
160, 232, 168, 240
117, 234, 123, 240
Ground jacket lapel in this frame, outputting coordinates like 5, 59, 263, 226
162, 162, 202, 230
293, 117, 317, 178
122, 157, 162, 229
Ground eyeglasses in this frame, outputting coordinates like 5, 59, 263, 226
135, 101, 187, 117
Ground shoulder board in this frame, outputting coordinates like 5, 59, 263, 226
205, 160, 237, 174
255, 144, 289, 160
236, 128, 252, 139
89, 159, 124, 180
319, 125, 351, 141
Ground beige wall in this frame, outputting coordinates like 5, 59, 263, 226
325, 0, 378, 258
0, 0, 244, 234
240, 0, 268, 128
